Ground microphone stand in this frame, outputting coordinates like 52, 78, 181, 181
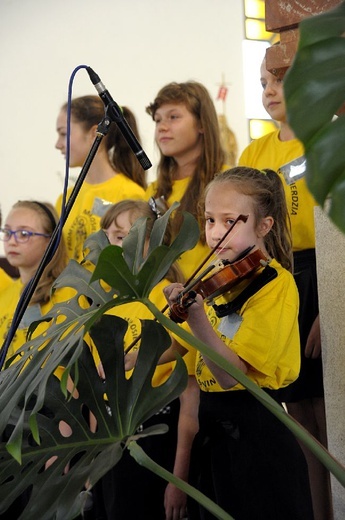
0, 114, 129, 368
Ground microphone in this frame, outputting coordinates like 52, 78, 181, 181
86, 66, 152, 171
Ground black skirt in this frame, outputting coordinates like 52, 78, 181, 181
188, 390, 314, 520
92, 398, 180, 520
278, 248, 324, 402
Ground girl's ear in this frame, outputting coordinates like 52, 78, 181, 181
257, 216, 274, 238
89, 124, 99, 139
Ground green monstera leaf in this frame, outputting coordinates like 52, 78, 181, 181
0, 205, 236, 520
92, 201, 200, 294
1, 200, 345, 519
284, 0, 345, 231
0, 202, 200, 444
0, 205, 215, 519
0, 316, 188, 520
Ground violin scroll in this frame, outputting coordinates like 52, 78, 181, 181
169, 291, 198, 324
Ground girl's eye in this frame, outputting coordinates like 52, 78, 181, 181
18, 230, 30, 238
226, 219, 235, 226
205, 217, 214, 224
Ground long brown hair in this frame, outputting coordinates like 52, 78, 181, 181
63, 95, 147, 189
203, 167, 293, 271
146, 81, 225, 242
12, 201, 69, 304
101, 199, 184, 283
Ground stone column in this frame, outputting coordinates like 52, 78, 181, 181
314, 206, 345, 518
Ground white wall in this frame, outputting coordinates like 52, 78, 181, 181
0, 0, 248, 253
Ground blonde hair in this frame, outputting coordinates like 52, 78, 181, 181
101, 199, 184, 283
203, 167, 293, 271
12, 201, 69, 304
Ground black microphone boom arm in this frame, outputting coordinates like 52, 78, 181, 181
86, 67, 152, 171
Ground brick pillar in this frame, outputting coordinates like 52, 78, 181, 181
265, 0, 341, 77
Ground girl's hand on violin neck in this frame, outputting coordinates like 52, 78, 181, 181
163, 283, 185, 305
164, 283, 204, 319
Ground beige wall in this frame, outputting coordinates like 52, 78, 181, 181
0, 0, 248, 254
315, 207, 345, 518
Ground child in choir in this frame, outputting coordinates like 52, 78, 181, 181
163, 167, 314, 520
0, 201, 70, 365
55, 96, 146, 262
238, 54, 330, 519
92, 199, 199, 520
146, 81, 226, 279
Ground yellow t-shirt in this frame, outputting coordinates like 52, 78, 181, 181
238, 130, 317, 251
146, 178, 210, 280
174, 259, 300, 393
56, 174, 145, 262
0, 268, 13, 292
0, 278, 75, 365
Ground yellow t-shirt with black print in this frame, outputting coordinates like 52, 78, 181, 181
0, 278, 75, 366
174, 259, 300, 393
239, 130, 317, 251
56, 174, 145, 262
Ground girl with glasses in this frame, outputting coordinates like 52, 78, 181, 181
0, 200, 70, 366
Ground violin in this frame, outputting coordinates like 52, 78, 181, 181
124, 214, 250, 353
169, 248, 269, 323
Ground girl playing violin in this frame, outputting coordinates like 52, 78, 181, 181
163, 167, 314, 520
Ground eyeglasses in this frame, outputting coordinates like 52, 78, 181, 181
0, 229, 51, 243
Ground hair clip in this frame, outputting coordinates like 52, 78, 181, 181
148, 197, 163, 218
